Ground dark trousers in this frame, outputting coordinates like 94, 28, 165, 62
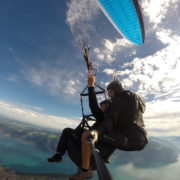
56, 127, 82, 156
99, 128, 148, 151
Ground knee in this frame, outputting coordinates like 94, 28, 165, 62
62, 128, 73, 135
126, 139, 148, 151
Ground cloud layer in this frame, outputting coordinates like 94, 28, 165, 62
21, 62, 82, 103
0, 100, 79, 130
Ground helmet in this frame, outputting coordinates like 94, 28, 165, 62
107, 80, 124, 96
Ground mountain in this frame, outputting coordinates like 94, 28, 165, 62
0, 117, 179, 168
0, 117, 60, 152
112, 136, 179, 168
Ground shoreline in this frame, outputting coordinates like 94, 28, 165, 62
0, 166, 68, 180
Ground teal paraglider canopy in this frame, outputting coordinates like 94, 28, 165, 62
97, 0, 145, 45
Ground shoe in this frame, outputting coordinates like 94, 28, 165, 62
69, 168, 93, 180
47, 153, 62, 163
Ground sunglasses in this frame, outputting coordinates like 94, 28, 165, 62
107, 89, 113, 94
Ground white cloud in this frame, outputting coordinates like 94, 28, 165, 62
114, 157, 180, 180
104, 39, 115, 51
93, 38, 131, 63
142, 0, 178, 28
64, 79, 80, 95
102, 29, 180, 137
144, 100, 180, 137
22, 63, 82, 102
0, 100, 79, 130
120, 30, 180, 93
66, 0, 99, 44
17, 103, 44, 112
90, 0, 179, 67
97, 53, 105, 61
103, 69, 114, 75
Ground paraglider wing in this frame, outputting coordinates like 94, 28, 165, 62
97, 0, 145, 45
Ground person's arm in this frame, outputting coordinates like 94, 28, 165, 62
88, 75, 104, 120
88, 87, 100, 114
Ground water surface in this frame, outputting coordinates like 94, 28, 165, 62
0, 133, 180, 180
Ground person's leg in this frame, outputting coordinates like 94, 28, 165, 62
48, 128, 74, 162
81, 130, 92, 170
56, 128, 75, 155
96, 141, 115, 163
69, 130, 93, 180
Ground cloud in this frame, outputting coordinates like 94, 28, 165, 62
90, 0, 179, 66
65, 0, 137, 66
141, 0, 179, 28
22, 62, 82, 103
17, 103, 44, 112
66, 0, 99, 44
102, 26, 180, 137
93, 0, 180, 137
103, 69, 115, 75
144, 100, 180, 137
0, 100, 79, 130
118, 29, 180, 94
113, 156, 180, 180
93, 38, 132, 64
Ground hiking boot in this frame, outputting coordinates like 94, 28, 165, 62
47, 153, 62, 163
69, 168, 93, 180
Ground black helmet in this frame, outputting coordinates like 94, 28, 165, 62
107, 80, 124, 96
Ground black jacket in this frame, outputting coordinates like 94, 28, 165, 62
88, 86, 116, 158
94, 90, 147, 142
88, 87, 105, 128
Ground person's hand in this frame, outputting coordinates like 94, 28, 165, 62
88, 75, 95, 87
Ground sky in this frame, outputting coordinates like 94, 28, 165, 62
0, 0, 180, 137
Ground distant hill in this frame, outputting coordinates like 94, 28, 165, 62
0, 117, 60, 152
112, 136, 179, 168
0, 117, 179, 168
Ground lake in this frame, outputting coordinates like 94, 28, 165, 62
0, 133, 180, 180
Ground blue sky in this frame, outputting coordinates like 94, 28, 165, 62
0, 0, 180, 136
